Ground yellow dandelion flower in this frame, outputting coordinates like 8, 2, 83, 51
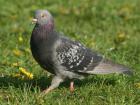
114, 32, 126, 44
19, 67, 33, 79
134, 83, 140, 89
118, 32, 126, 40
18, 36, 23, 42
118, 4, 133, 20
25, 48, 30, 53
11, 62, 19, 67
59, 7, 70, 15
13, 49, 22, 56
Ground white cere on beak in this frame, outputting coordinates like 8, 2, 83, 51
32, 18, 38, 24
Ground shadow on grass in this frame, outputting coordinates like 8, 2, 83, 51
0, 75, 117, 91
0, 75, 51, 91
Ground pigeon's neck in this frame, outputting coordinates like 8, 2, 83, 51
36, 22, 54, 33
33, 22, 56, 37
43, 22, 54, 31
31, 23, 59, 48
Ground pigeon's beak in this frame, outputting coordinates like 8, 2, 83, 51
32, 18, 38, 24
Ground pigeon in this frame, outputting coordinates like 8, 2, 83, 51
30, 10, 132, 93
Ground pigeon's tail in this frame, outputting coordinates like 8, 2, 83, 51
87, 59, 133, 75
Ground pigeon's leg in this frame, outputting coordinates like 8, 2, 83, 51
43, 76, 64, 94
70, 81, 74, 92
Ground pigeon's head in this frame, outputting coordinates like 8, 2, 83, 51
32, 10, 54, 26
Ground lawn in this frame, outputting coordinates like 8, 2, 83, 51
0, 0, 140, 104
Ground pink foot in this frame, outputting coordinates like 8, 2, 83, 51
70, 81, 74, 92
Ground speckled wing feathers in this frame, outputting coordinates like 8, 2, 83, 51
56, 38, 103, 74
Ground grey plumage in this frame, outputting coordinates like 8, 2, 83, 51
30, 10, 132, 93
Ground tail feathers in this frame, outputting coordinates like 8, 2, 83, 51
86, 59, 133, 75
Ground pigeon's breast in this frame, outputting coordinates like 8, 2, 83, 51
30, 35, 56, 74
30, 25, 59, 74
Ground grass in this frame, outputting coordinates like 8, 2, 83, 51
0, 0, 140, 104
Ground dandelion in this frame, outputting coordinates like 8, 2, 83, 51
114, 32, 126, 44
134, 83, 140, 89
59, 7, 70, 15
25, 48, 30, 53
13, 49, 22, 56
118, 4, 133, 20
108, 32, 127, 51
117, 32, 126, 42
19, 67, 33, 79
11, 62, 19, 67
18, 36, 23, 42
116, 32, 126, 42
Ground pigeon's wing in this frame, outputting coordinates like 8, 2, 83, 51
55, 37, 132, 75
55, 37, 103, 73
